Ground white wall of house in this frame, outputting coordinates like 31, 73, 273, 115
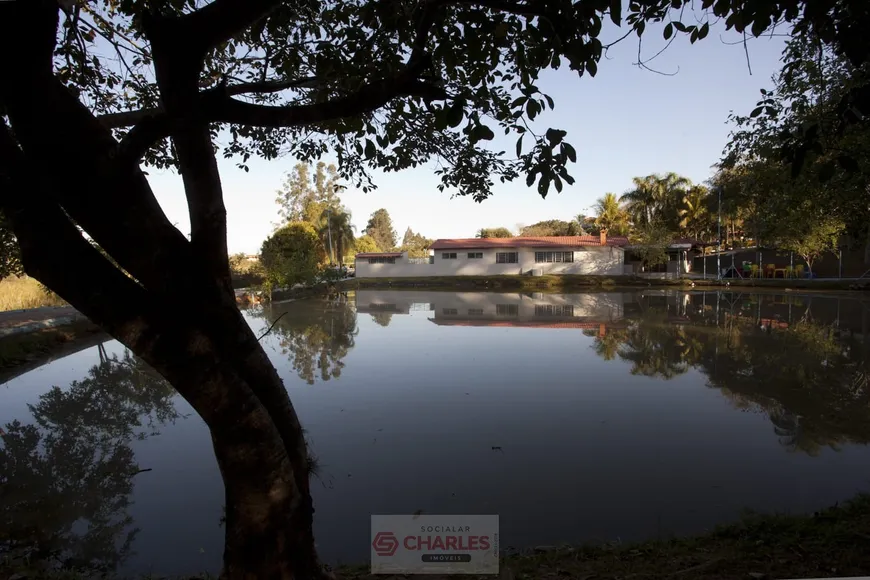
354, 246, 624, 278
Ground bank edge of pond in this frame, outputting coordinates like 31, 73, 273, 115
337, 275, 870, 294
0, 319, 107, 383
5, 494, 868, 580
342, 494, 870, 580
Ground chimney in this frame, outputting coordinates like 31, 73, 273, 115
599, 229, 607, 246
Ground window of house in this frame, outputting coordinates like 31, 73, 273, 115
442, 308, 458, 315
467, 252, 483, 259
495, 252, 518, 264
496, 304, 519, 316
534, 305, 575, 317
535, 251, 575, 263
442, 252, 458, 259
368, 257, 396, 264
468, 308, 484, 315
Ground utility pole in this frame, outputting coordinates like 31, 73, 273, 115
716, 185, 722, 280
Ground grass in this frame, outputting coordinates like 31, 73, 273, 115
0, 276, 67, 311
4, 495, 870, 579
343, 495, 870, 579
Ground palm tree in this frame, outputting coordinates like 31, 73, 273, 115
620, 173, 691, 229
678, 185, 711, 241
318, 207, 355, 267
592, 192, 629, 235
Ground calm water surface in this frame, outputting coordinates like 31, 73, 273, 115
3, 289, 870, 577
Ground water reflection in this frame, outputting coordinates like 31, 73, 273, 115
585, 291, 870, 456
255, 295, 358, 384
2, 290, 870, 578
0, 349, 178, 577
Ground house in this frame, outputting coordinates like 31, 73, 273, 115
354, 232, 629, 278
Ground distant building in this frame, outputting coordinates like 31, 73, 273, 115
354, 232, 628, 277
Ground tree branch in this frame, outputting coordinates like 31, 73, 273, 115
206, 78, 448, 128
161, 0, 284, 52
100, 77, 325, 130
1, 70, 193, 297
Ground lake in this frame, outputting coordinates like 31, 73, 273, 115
3, 289, 870, 578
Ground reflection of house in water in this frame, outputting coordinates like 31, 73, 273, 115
354, 290, 628, 335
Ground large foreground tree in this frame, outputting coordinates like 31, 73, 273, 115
0, 0, 865, 578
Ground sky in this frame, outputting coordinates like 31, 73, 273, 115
143, 20, 789, 255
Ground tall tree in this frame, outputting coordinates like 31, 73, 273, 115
275, 162, 342, 226
476, 227, 514, 238
723, 35, 870, 260
317, 207, 355, 267
0, 0, 852, 576
592, 193, 630, 236
399, 228, 433, 258
620, 173, 691, 230
363, 209, 397, 252
678, 185, 712, 241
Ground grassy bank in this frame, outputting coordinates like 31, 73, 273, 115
345, 495, 870, 579
3, 494, 868, 579
340, 275, 870, 293
0, 276, 66, 311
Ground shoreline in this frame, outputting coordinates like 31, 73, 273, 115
0, 319, 108, 384
3, 494, 868, 579
341, 494, 870, 579
337, 274, 870, 294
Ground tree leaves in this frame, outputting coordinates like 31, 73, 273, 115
610, 0, 622, 26
447, 100, 465, 128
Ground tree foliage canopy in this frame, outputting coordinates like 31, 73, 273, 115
362, 209, 397, 251
259, 222, 324, 288
352, 234, 381, 256
399, 227, 433, 258
520, 219, 582, 237
476, 227, 514, 238
275, 162, 343, 226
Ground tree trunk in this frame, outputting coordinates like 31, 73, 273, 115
0, 3, 331, 577
864, 221, 870, 265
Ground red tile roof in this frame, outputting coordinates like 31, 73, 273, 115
355, 252, 404, 258
430, 236, 629, 250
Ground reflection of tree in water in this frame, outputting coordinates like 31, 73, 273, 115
589, 295, 870, 456
261, 297, 358, 385
370, 312, 393, 327
591, 310, 693, 379
0, 349, 178, 577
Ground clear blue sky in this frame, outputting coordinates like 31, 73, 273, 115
144, 21, 788, 254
